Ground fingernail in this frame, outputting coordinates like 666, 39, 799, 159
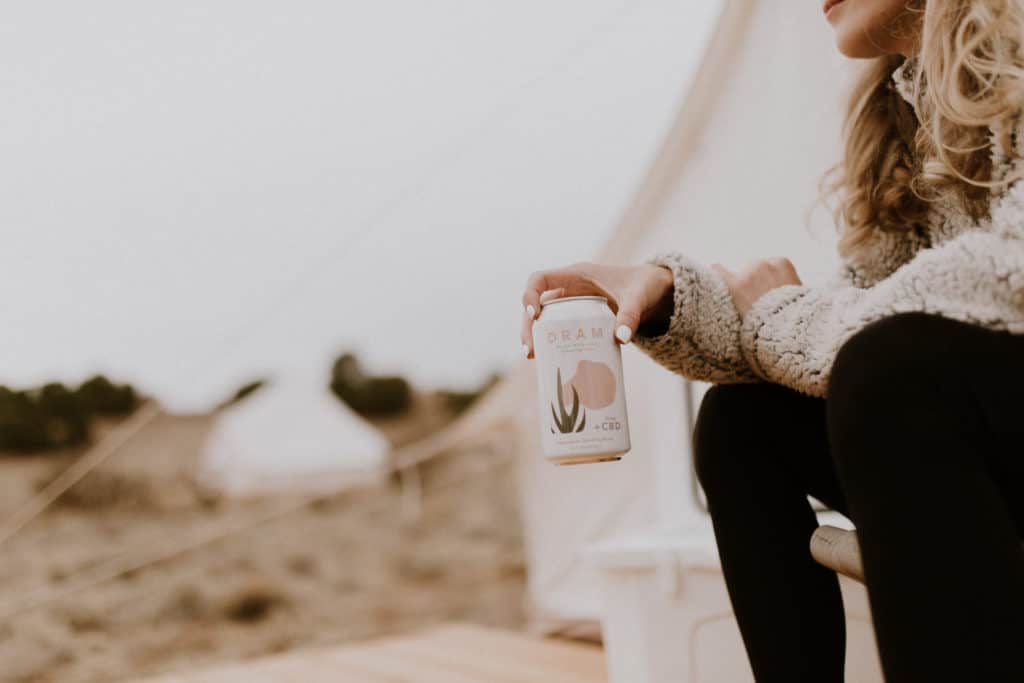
525, 304, 536, 319
521, 343, 530, 358
615, 325, 632, 344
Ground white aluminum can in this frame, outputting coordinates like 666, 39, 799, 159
531, 295, 631, 465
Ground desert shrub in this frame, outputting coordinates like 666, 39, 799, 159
0, 375, 140, 454
36, 383, 90, 446
0, 387, 52, 452
346, 376, 412, 416
330, 352, 412, 417
218, 581, 285, 623
75, 375, 138, 415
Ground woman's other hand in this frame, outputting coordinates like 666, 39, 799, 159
520, 262, 674, 359
711, 258, 802, 317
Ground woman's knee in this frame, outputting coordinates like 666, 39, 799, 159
828, 313, 955, 408
694, 383, 777, 493
827, 313, 968, 485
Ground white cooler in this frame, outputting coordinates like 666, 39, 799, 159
587, 514, 883, 682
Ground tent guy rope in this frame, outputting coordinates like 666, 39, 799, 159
0, 402, 162, 550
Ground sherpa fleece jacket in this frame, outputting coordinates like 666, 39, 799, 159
631, 60, 1024, 398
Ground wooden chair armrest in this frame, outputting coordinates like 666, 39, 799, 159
810, 525, 865, 584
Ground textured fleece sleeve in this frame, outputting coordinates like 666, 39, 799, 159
741, 195, 1024, 397
630, 251, 760, 384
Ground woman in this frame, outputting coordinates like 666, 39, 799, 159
519, 1, 1024, 680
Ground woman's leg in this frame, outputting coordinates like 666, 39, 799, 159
695, 382, 848, 682
828, 313, 1024, 682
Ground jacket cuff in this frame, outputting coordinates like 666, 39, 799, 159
740, 284, 809, 380
631, 251, 756, 384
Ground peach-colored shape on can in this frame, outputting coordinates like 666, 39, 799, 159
563, 360, 616, 410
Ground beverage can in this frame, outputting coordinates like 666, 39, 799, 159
531, 295, 631, 464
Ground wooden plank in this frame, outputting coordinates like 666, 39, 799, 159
365, 638, 539, 683
372, 630, 602, 683
326, 641, 489, 683
427, 624, 606, 680
133, 623, 606, 683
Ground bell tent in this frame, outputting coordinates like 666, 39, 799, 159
198, 378, 390, 497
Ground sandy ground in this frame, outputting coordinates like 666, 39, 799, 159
0, 395, 526, 683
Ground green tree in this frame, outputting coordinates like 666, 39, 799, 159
37, 382, 90, 446
0, 387, 53, 452
329, 352, 412, 417
76, 375, 138, 415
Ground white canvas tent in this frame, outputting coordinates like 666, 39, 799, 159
395, 1, 884, 678
518, 0, 849, 631
198, 379, 390, 497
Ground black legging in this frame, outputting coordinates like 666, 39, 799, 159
694, 313, 1024, 682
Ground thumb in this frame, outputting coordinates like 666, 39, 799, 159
539, 287, 567, 304
711, 263, 747, 315
613, 290, 645, 345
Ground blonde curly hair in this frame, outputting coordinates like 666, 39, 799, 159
833, 0, 1024, 259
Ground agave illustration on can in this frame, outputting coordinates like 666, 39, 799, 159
550, 368, 586, 434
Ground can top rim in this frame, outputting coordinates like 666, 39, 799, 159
540, 295, 608, 307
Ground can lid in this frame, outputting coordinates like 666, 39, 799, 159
540, 295, 609, 307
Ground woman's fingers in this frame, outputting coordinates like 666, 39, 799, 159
520, 307, 535, 359
768, 257, 802, 285
521, 263, 607, 314
520, 287, 568, 359
713, 260, 803, 317
522, 270, 572, 321
521, 262, 649, 356
520, 271, 555, 359
710, 263, 745, 313
521, 265, 604, 359
612, 289, 645, 344
538, 288, 566, 304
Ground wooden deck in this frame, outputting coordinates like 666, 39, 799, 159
134, 623, 607, 683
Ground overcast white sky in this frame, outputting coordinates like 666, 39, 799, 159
0, 1, 721, 412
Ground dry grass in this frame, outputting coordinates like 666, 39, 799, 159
0, 402, 525, 683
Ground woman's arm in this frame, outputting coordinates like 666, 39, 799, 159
739, 223, 1024, 396
630, 252, 763, 384
633, 183, 1024, 395
630, 251, 868, 385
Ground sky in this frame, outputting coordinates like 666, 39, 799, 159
1, 1, 721, 412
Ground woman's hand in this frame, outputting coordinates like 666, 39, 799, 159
520, 262, 674, 359
711, 258, 802, 317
